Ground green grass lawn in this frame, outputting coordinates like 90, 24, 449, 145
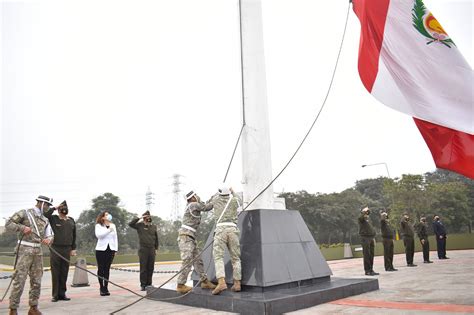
0, 252, 180, 267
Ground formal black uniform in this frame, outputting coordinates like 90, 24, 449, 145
358, 207, 378, 276
432, 215, 449, 259
400, 213, 416, 267
380, 212, 397, 271
416, 217, 432, 263
129, 211, 159, 290
44, 201, 76, 302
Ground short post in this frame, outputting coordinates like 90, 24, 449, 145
71, 257, 90, 287
343, 243, 353, 259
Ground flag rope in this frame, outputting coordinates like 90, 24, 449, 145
1, 0, 353, 312
110, 0, 353, 312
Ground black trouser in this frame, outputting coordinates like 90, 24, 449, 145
50, 245, 72, 299
436, 235, 447, 258
403, 237, 415, 264
382, 238, 394, 270
420, 238, 430, 262
361, 237, 375, 272
138, 247, 156, 287
96, 245, 115, 292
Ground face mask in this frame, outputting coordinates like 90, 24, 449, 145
60, 208, 68, 215
106, 214, 113, 221
145, 218, 152, 223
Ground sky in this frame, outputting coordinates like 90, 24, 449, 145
1, 0, 472, 221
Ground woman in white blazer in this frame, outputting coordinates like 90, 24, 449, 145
95, 211, 118, 296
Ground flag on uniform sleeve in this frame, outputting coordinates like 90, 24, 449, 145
352, 0, 474, 179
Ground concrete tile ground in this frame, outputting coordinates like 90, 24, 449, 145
1, 249, 473, 314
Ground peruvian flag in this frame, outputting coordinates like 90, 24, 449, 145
352, 0, 474, 179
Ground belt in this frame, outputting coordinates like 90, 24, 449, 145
181, 224, 196, 233
18, 240, 41, 248
216, 222, 237, 227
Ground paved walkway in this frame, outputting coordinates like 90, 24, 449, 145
1, 249, 473, 314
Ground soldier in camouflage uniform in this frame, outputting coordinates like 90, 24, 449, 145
176, 190, 216, 293
5, 195, 55, 315
208, 186, 242, 295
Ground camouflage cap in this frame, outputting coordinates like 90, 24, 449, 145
36, 195, 53, 205
185, 190, 196, 201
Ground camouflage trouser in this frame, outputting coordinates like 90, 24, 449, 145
213, 226, 241, 280
177, 234, 207, 285
10, 245, 43, 309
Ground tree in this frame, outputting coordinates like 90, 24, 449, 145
280, 190, 372, 244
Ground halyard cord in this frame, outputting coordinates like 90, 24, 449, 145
0, 1, 351, 312
110, 0, 352, 313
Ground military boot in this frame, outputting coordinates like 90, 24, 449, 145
176, 284, 193, 294
27, 306, 42, 315
8, 309, 18, 315
211, 277, 227, 295
201, 279, 216, 290
231, 280, 241, 292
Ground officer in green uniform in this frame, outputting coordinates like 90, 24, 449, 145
358, 207, 379, 276
209, 185, 243, 295
416, 215, 433, 263
400, 212, 417, 267
6, 195, 55, 315
44, 200, 77, 302
129, 210, 159, 290
176, 190, 216, 294
380, 211, 397, 271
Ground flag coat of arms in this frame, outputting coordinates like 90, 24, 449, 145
352, 0, 474, 179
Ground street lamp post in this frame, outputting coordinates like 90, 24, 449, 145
361, 162, 391, 178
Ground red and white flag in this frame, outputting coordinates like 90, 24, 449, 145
352, 0, 474, 179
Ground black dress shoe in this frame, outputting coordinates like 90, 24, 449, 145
391, 268, 398, 271
100, 291, 110, 296
141, 286, 146, 291
443, 257, 450, 259
59, 296, 71, 301
424, 261, 433, 263
407, 263, 417, 267
51, 297, 59, 302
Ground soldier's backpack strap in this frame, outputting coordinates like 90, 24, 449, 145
216, 196, 233, 225
25, 209, 40, 237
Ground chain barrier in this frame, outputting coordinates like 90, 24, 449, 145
85, 262, 179, 274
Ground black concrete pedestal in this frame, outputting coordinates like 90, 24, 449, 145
149, 209, 379, 314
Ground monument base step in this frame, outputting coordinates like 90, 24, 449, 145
148, 277, 379, 314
